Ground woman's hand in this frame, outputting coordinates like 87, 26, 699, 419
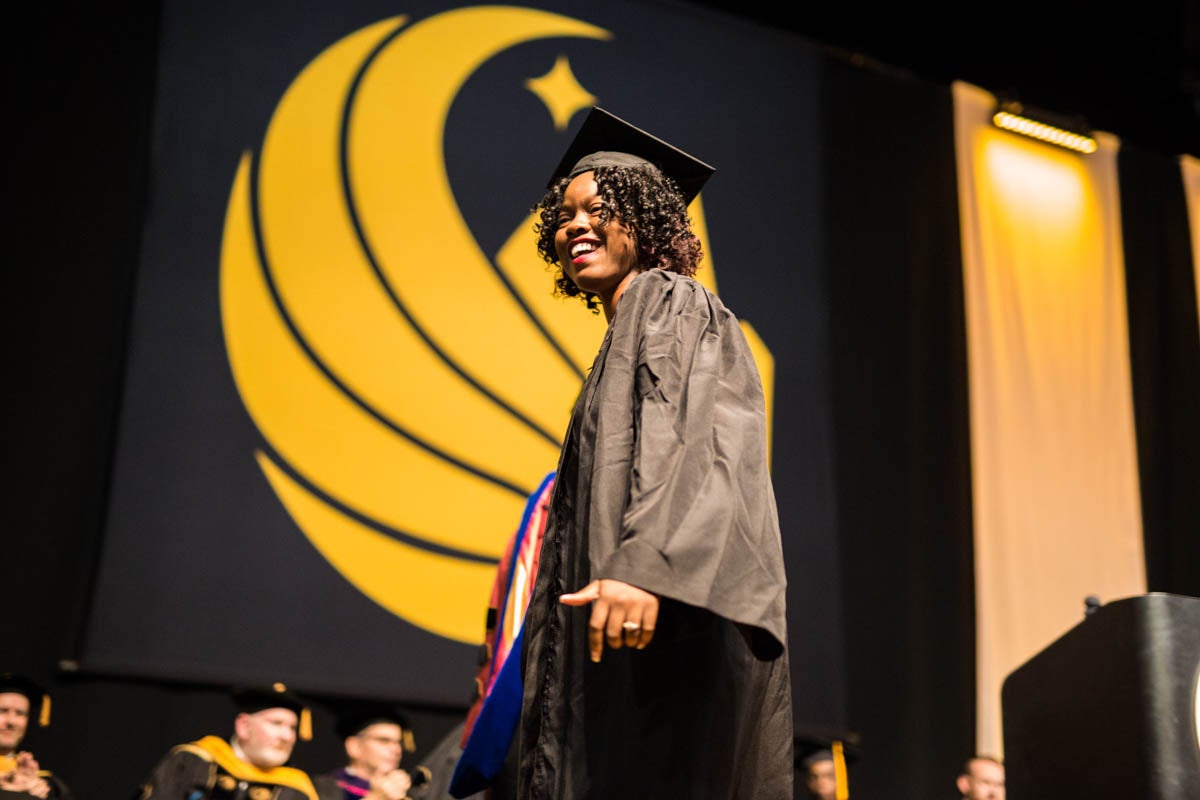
559, 579, 659, 662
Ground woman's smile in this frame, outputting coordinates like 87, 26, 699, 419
554, 171, 641, 318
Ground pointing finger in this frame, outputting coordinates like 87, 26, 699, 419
559, 581, 601, 606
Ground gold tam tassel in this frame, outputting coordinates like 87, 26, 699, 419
833, 740, 849, 800
299, 707, 312, 741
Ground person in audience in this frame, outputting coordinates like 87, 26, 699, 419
793, 733, 857, 800
134, 682, 320, 800
313, 701, 429, 800
957, 754, 1005, 800
799, 748, 837, 800
0, 672, 74, 799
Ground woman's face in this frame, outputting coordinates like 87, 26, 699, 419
554, 171, 639, 305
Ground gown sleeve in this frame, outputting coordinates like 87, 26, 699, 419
589, 271, 787, 655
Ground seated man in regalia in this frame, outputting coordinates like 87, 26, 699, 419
135, 682, 320, 800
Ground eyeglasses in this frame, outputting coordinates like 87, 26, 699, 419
359, 734, 403, 746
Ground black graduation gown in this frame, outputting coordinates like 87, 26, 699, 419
518, 270, 793, 800
134, 737, 318, 800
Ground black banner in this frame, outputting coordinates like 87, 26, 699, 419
80, 0, 842, 729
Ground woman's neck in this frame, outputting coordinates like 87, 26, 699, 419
603, 268, 644, 322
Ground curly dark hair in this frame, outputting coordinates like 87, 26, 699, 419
533, 164, 703, 312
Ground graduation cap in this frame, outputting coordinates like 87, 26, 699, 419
231, 682, 312, 741
332, 699, 417, 752
547, 106, 716, 204
795, 731, 861, 800
0, 673, 51, 728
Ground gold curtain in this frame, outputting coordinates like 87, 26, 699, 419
1181, 154, 1200, 344
951, 81, 1147, 755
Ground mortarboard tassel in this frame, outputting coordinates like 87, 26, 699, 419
39, 694, 51, 727
833, 740, 849, 800
835, 743, 854, 796
299, 707, 312, 741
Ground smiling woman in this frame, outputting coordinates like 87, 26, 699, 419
517, 107, 793, 800
552, 172, 642, 319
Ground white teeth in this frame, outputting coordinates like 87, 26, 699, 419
571, 242, 597, 258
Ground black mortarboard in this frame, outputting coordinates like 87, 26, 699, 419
333, 699, 417, 752
547, 106, 716, 204
231, 682, 312, 740
0, 673, 50, 728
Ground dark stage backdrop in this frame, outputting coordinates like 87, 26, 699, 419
6, 3, 1199, 800
73, 0, 844, 739
822, 57, 979, 795
820, 56, 1200, 799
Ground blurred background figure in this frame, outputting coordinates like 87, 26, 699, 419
795, 733, 858, 800
0, 673, 74, 799
957, 755, 1004, 800
134, 682, 319, 800
314, 700, 430, 800
801, 749, 837, 800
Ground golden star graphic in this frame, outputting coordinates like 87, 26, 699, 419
526, 54, 597, 130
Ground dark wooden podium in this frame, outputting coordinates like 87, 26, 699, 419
1001, 592, 1200, 798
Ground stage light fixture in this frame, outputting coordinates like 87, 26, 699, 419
991, 96, 1097, 154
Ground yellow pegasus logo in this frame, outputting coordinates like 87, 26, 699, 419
218, 6, 773, 643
